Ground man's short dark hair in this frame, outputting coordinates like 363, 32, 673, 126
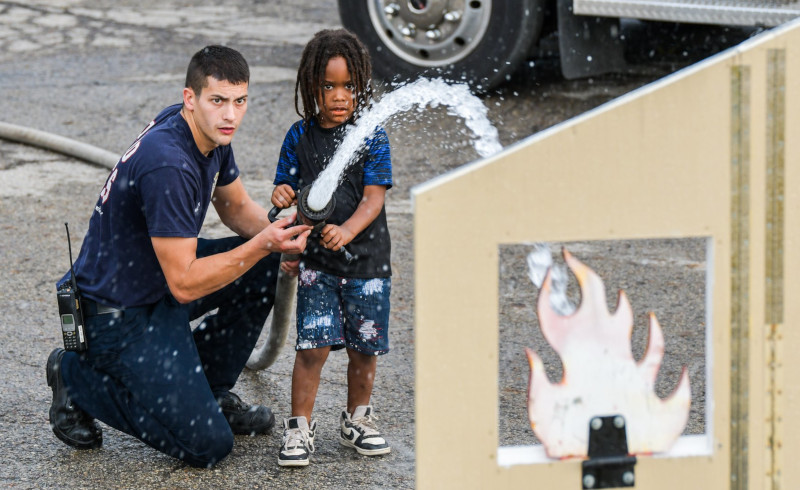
185, 45, 249, 95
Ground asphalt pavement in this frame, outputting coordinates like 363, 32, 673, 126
0, 1, 743, 488
1, 2, 418, 488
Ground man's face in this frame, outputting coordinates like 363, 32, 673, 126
184, 76, 248, 155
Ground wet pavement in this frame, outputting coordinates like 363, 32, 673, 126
0, 1, 758, 488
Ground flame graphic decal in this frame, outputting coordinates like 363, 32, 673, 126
526, 249, 691, 459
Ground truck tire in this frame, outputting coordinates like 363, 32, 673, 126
338, 0, 544, 91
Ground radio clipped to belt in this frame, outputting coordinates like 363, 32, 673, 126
56, 223, 88, 352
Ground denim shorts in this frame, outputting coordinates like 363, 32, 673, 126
295, 268, 390, 355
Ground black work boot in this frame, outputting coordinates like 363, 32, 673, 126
46, 348, 102, 449
217, 392, 275, 435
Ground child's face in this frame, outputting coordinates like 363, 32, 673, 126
316, 56, 355, 128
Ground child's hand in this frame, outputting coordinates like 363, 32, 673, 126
320, 224, 354, 252
271, 184, 296, 209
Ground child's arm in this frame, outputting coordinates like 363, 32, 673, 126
319, 185, 386, 252
272, 121, 304, 209
271, 184, 297, 209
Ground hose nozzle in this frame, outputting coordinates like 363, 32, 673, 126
296, 185, 335, 231
268, 185, 335, 232
268, 185, 353, 262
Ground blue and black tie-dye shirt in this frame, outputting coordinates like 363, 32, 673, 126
274, 118, 392, 190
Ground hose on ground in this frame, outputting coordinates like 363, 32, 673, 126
246, 257, 297, 370
0, 121, 119, 169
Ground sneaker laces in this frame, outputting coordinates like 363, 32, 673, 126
351, 412, 381, 436
283, 427, 314, 453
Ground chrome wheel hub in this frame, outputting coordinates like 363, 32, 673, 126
368, 0, 492, 68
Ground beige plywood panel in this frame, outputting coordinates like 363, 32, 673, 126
765, 29, 800, 489
413, 18, 800, 490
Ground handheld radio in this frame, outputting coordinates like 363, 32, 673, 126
57, 223, 88, 351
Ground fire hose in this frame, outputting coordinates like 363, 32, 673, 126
249, 185, 355, 368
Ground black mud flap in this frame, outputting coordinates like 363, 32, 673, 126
557, 0, 627, 79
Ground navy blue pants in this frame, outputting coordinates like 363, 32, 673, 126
60, 237, 281, 467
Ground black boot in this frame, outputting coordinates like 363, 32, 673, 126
46, 348, 102, 449
217, 392, 275, 435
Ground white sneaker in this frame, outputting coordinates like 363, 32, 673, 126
278, 416, 316, 467
339, 405, 391, 456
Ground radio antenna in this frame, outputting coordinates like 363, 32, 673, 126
64, 222, 79, 291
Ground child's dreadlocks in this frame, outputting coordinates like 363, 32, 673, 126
295, 29, 373, 126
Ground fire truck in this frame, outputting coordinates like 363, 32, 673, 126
337, 0, 800, 89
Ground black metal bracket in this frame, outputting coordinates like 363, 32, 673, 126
581, 415, 637, 489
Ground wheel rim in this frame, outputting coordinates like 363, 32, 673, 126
367, 0, 492, 68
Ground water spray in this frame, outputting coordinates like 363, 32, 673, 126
305, 78, 503, 212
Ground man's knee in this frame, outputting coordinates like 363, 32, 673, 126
178, 424, 234, 468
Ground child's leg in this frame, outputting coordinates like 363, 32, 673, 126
280, 269, 343, 467
338, 277, 392, 456
293, 268, 344, 420
346, 348, 378, 413
291, 346, 330, 420
340, 276, 391, 412
340, 348, 391, 456
281, 346, 329, 467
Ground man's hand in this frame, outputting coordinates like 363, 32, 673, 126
255, 212, 311, 255
271, 184, 296, 209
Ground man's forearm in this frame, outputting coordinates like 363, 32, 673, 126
221, 199, 270, 239
174, 241, 268, 302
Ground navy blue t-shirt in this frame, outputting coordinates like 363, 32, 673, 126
58, 104, 240, 308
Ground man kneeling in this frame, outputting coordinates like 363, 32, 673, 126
47, 45, 310, 467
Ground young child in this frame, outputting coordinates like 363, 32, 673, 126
270, 29, 393, 467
